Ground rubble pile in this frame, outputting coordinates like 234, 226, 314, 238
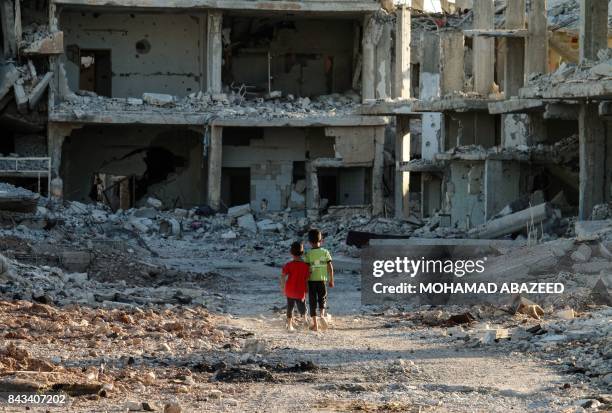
21, 23, 52, 46
527, 48, 612, 92
0, 299, 238, 409
439, 306, 612, 391
547, 0, 612, 31
58, 89, 362, 121
439, 135, 579, 162
0, 182, 38, 198
0, 60, 53, 115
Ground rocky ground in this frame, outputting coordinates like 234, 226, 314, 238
0, 191, 610, 412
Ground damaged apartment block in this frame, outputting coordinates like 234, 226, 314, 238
358, 0, 612, 239
0, 0, 401, 216
0, 0, 610, 230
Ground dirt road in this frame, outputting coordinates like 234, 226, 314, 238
154, 242, 596, 413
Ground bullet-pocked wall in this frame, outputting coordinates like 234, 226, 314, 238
223, 15, 357, 97
60, 125, 203, 208
60, 11, 205, 98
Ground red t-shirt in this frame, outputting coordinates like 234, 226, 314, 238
282, 260, 310, 300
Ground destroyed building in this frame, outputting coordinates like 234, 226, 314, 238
378, 0, 612, 236
2, 0, 404, 216
1, 0, 611, 229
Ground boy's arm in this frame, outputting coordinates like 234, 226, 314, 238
280, 268, 288, 291
327, 261, 334, 288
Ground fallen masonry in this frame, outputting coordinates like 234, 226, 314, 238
0, 0, 611, 411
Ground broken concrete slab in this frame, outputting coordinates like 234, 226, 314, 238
133, 207, 158, 219
257, 219, 282, 232
142, 93, 175, 107
28, 72, 53, 109
571, 244, 592, 262
146, 197, 163, 210
469, 203, 551, 239
575, 220, 612, 241
14, 80, 28, 113
227, 203, 251, 218
237, 213, 257, 233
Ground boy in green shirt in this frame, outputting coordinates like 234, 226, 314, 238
304, 228, 334, 331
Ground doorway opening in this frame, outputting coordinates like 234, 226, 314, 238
79, 49, 112, 97
222, 167, 251, 208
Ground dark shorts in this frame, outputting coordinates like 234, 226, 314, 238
286, 297, 306, 318
308, 281, 327, 316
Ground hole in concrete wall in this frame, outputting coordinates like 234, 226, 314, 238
222, 167, 251, 208
318, 170, 338, 206
134, 147, 186, 201
545, 120, 578, 144
135, 39, 151, 54
79, 49, 112, 97
318, 167, 368, 207
292, 161, 305, 182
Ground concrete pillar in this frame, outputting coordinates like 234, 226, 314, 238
419, 31, 445, 168
1, 0, 16, 58
207, 11, 223, 94
439, 31, 464, 96
206, 126, 222, 210
14, 0, 21, 46
579, 0, 608, 63
472, 0, 494, 95
306, 162, 320, 211
526, 0, 548, 77
579, 104, 606, 220
362, 14, 377, 102
484, 160, 520, 220
372, 126, 385, 215
376, 20, 392, 99
395, 116, 411, 219
394, 5, 411, 99
419, 31, 440, 100
48, 2, 59, 109
422, 113, 444, 159
503, 0, 525, 98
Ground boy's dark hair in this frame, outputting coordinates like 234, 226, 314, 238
290, 241, 304, 256
308, 229, 322, 244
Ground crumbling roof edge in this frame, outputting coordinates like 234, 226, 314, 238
51, 0, 381, 13
48, 109, 389, 127
210, 115, 390, 127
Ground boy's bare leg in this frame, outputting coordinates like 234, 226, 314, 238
319, 309, 328, 330
310, 314, 319, 331
287, 317, 295, 331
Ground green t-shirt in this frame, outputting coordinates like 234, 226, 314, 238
304, 247, 332, 282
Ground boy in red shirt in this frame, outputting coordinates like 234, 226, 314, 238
281, 242, 310, 331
